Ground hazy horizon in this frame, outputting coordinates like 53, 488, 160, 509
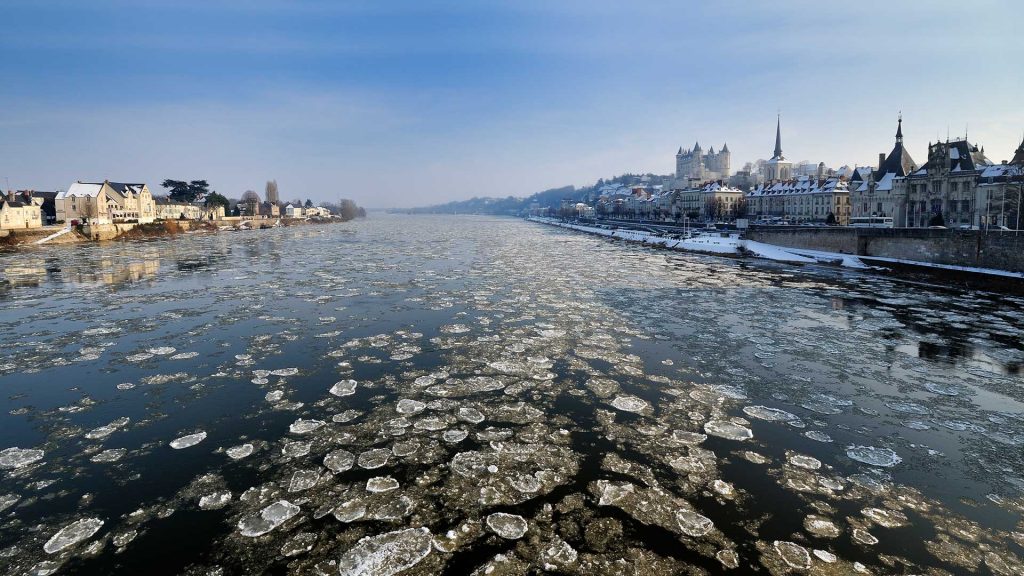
2, 0, 1022, 209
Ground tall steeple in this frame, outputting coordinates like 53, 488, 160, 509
773, 115, 783, 160
693, 141, 702, 152
896, 113, 903, 143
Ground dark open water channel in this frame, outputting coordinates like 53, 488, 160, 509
1, 215, 1023, 575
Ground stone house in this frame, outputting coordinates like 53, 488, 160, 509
0, 191, 43, 230
56, 181, 156, 224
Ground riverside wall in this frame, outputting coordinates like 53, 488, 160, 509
747, 227, 1024, 273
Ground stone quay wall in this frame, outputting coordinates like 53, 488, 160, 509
747, 227, 1024, 273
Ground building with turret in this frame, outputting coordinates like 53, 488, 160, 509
851, 116, 917, 221
675, 141, 731, 183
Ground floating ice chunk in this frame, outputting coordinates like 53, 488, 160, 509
265, 390, 284, 402
413, 416, 447, 431
903, 420, 931, 430
675, 509, 714, 537
147, 347, 176, 355
125, 353, 154, 363
716, 549, 740, 569
282, 441, 311, 459
271, 368, 299, 377
846, 445, 902, 468
116, 383, 135, 390
199, 491, 232, 510
457, 407, 485, 424
670, 430, 707, 445
862, 507, 908, 528
0, 493, 19, 513
90, 448, 126, 463
924, 382, 960, 396
813, 549, 837, 563
704, 420, 752, 441
170, 351, 199, 360
337, 527, 432, 576
487, 512, 528, 539
238, 500, 300, 537
787, 453, 821, 470
282, 532, 317, 557
886, 401, 930, 415
85, 417, 130, 440
43, 518, 104, 554
712, 480, 735, 497
289, 469, 321, 492
358, 449, 391, 469
0, 447, 45, 469
334, 499, 367, 523
396, 399, 426, 414
226, 443, 254, 460
333, 410, 362, 423
512, 474, 542, 493
803, 515, 840, 538
610, 395, 650, 414
324, 449, 356, 473
596, 481, 635, 506
743, 405, 801, 424
773, 540, 810, 569
331, 380, 358, 397
443, 429, 468, 443
803, 430, 832, 443
170, 432, 207, 449
366, 476, 400, 493
289, 419, 325, 434
852, 528, 878, 545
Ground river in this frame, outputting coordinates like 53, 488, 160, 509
1, 214, 1022, 575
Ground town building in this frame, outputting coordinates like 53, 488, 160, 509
1, 191, 43, 230
897, 138, 991, 228
747, 177, 851, 224
675, 141, 731, 182
851, 117, 917, 221
154, 197, 225, 220
976, 140, 1024, 229
55, 181, 156, 224
284, 204, 303, 218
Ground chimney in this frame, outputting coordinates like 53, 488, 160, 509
5, 190, 14, 203
878, 153, 885, 171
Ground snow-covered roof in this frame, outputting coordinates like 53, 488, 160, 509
747, 177, 849, 198
57, 182, 103, 199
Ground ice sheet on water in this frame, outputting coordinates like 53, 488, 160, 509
366, 476, 400, 493
803, 515, 841, 538
226, 443, 254, 459
199, 491, 232, 510
0, 447, 45, 469
743, 405, 802, 424
803, 430, 833, 443
704, 420, 753, 441
457, 407, 485, 424
90, 448, 126, 463
170, 351, 199, 360
330, 380, 358, 397
43, 517, 104, 554
609, 395, 650, 414
0, 493, 19, 513
270, 368, 299, 377
148, 347, 176, 355
773, 540, 811, 569
357, 449, 390, 469
336, 527, 432, 576
787, 452, 822, 470
238, 500, 300, 537
333, 410, 362, 423
288, 469, 321, 492
84, 417, 130, 440
282, 441, 311, 459
886, 401, 931, 415
487, 512, 528, 539
288, 419, 325, 434
846, 445, 902, 467
396, 399, 426, 414
324, 449, 356, 473
170, 432, 207, 449
675, 509, 714, 537
443, 429, 469, 443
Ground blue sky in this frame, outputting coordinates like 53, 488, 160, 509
2, 0, 1022, 208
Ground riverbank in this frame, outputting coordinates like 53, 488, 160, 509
0, 217, 355, 249
529, 216, 1024, 292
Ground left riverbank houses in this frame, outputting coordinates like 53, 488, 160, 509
55, 181, 156, 224
0, 190, 44, 230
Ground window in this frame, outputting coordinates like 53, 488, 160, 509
876, 202, 882, 213
961, 200, 970, 213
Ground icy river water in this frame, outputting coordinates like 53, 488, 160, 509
2, 215, 1024, 575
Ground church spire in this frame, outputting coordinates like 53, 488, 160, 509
773, 115, 783, 160
896, 113, 903, 143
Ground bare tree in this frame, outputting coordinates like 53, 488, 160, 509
241, 190, 260, 203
